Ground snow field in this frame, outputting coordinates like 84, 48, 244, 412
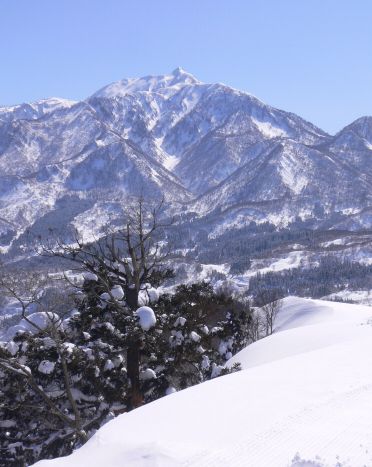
35, 297, 372, 467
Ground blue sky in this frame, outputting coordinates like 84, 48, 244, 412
1, 0, 371, 134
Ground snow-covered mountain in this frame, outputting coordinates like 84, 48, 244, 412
0, 68, 372, 256
190, 138, 371, 226
34, 297, 372, 467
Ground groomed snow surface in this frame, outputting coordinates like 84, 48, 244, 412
35, 297, 372, 467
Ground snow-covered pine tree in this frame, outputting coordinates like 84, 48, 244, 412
45, 197, 172, 409
0, 269, 131, 464
0, 277, 251, 464
138, 282, 251, 401
0, 315, 101, 464
0, 199, 253, 464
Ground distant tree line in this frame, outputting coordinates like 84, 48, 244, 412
249, 257, 372, 299
167, 218, 372, 276
197, 227, 371, 272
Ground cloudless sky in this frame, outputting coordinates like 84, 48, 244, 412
1, 0, 371, 134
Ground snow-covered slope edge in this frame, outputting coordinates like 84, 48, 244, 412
35, 298, 372, 467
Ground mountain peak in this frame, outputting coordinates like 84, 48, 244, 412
169, 67, 199, 85
338, 116, 372, 143
91, 68, 200, 100
172, 66, 186, 75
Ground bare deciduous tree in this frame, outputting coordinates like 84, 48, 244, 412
0, 268, 89, 450
247, 311, 263, 342
43, 197, 172, 408
262, 298, 282, 335
254, 289, 283, 336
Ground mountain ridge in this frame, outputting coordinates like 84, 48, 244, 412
0, 69, 371, 258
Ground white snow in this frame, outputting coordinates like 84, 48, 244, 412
138, 287, 159, 306
252, 118, 287, 138
4, 312, 61, 340
93, 68, 200, 100
0, 98, 76, 120
139, 368, 157, 381
218, 338, 233, 356
110, 285, 125, 300
33, 297, 372, 466
279, 146, 308, 195
38, 360, 56, 375
137, 290, 149, 306
83, 272, 98, 282
62, 342, 75, 354
189, 331, 201, 342
100, 292, 111, 302
174, 316, 187, 327
135, 306, 156, 331
201, 355, 210, 370
146, 287, 159, 304
163, 154, 180, 171
23, 312, 60, 330
239, 250, 307, 280
104, 360, 115, 371
4, 341, 19, 356
325, 289, 372, 306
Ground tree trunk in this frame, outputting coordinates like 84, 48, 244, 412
126, 342, 142, 409
125, 286, 143, 409
125, 287, 138, 310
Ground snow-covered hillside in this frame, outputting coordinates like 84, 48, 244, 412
35, 297, 372, 467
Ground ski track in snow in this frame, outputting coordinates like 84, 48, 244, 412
184, 382, 372, 467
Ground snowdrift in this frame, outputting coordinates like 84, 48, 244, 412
35, 297, 372, 467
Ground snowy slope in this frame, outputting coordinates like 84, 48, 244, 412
35, 297, 372, 467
